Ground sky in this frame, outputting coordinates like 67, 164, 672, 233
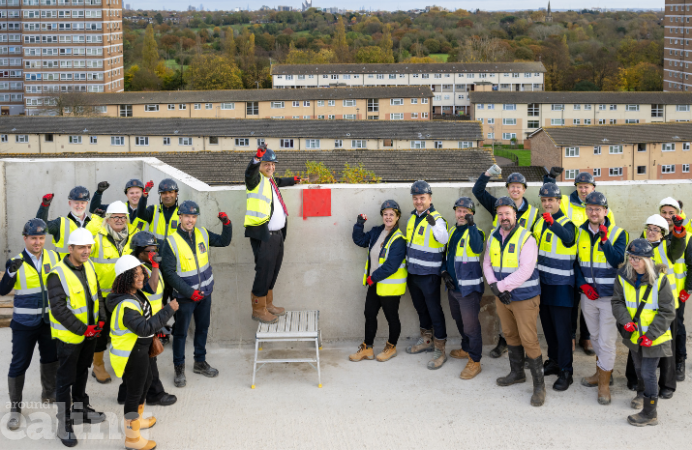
127, 1, 664, 12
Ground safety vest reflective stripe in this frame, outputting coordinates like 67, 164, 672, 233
362, 229, 407, 296
653, 242, 680, 308
109, 298, 142, 378
489, 227, 541, 298
405, 211, 447, 275
14, 307, 47, 315
150, 205, 179, 241
91, 232, 131, 293
577, 225, 626, 296
534, 215, 577, 284
48, 260, 100, 344
621, 274, 672, 346
53, 217, 78, 254
166, 228, 214, 295
167, 231, 211, 278
91, 234, 121, 264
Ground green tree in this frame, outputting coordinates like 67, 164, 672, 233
141, 24, 159, 72
184, 55, 243, 90
379, 24, 395, 63
237, 28, 256, 69
333, 17, 350, 62
423, 38, 441, 54
223, 28, 236, 60
155, 13, 163, 25
355, 46, 387, 63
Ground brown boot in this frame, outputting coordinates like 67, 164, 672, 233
580, 362, 599, 387
427, 338, 448, 370
124, 418, 156, 450
376, 342, 397, 362
137, 405, 156, 429
597, 367, 612, 405
266, 289, 286, 317
91, 351, 112, 384
251, 294, 278, 324
460, 358, 482, 380
406, 328, 434, 354
349, 343, 374, 361
450, 348, 469, 359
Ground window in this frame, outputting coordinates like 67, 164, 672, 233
609, 119, 617, 125
410, 141, 425, 149
551, 104, 564, 111
609, 145, 623, 154
343, 99, 356, 107
503, 104, 516, 111
220, 103, 234, 110
487, 118, 495, 125
368, 99, 379, 112
328, 100, 335, 107
527, 120, 539, 128
205, 103, 213, 110
593, 168, 601, 177
145, 104, 159, 112
573, 104, 581, 110
1, 136, 7, 143
626, 104, 639, 112
573, 119, 581, 125
177, 104, 186, 110
434, 141, 443, 149
685, 143, 691, 151
89, 136, 97, 144
334, 139, 343, 148
194, 104, 201, 110
303, 101, 310, 107
344, 114, 356, 120
411, 113, 419, 119
638, 144, 647, 152
68, 135, 81, 144
487, 133, 495, 139
256, 139, 265, 147
458, 141, 472, 149
594, 146, 601, 155
305, 139, 320, 149
422, 112, 428, 119
502, 133, 516, 140
179, 137, 192, 146
584, 104, 592, 111
209, 137, 219, 145
163, 137, 171, 146
235, 138, 249, 147
662, 165, 676, 174
477, 104, 484, 110
390, 98, 403, 106
528, 103, 539, 117
663, 143, 676, 151
502, 118, 516, 125
390, 113, 404, 120
328, 115, 335, 120
677, 105, 690, 112
411, 98, 418, 104
551, 119, 564, 126
651, 104, 663, 118
246, 102, 258, 115
599, 104, 606, 110
111, 136, 124, 146
422, 98, 429, 104
637, 166, 646, 175
598, 119, 606, 125
352, 140, 366, 149
625, 119, 640, 124
610, 167, 623, 176
271, 101, 284, 109
565, 169, 579, 180
565, 147, 580, 157
684, 164, 690, 173
280, 139, 294, 149
609, 105, 617, 111
119, 105, 132, 117
135, 137, 148, 146
45, 134, 54, 142
584, 119, 592, 125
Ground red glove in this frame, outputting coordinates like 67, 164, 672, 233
542, 212, 554, 226
580, 284, 599, 300
191, 290, 205, 302
673, 215, 684, 228
624, 322, 637, 333
598, 224, 608, 243
42, 193, 54, 207
84, 324, 100, 338
143, 180, 154, 197
256, 146, 266, 159
293, 176, 301, 183
218, 212, 231, 225
148, 251, 160, 269
680, 290, 690, 303
638, 335, 653, 347
366, 276, 374, 286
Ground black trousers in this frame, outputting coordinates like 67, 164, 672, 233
117, 356, 165, 404
250, 232, 284, 297
363, 285, 401, 346
94, 315, 110, 353
407, 274, 446, 340
626, 315, 678, 392
677, 301, 686, 360
571, 294, 591, 341
55, 338, 97, 420
540, 303, 574, 372
8, 323, 57, 378
122, 338, 153, 418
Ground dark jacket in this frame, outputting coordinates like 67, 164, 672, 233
537, 210, 576, 248
36, 204, 92, 244
611, 264, 675, 358
106, 291, 175, 337
443, 222, 485, 291
352, 223, 406, 283
47, 257, 106, 336
639, 231, 685, 269
472, 173, 531, 222
159, 223, 232, 302
244, 158, 297, 242
574, 217, 628, 289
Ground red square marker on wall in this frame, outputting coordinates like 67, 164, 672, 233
302, 188, 331, 220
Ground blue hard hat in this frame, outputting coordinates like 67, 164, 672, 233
23, 218, 47, 236
261, 148, 279, 163
380, 200, 401, 215
494, 196, 517, 212
453, 197, 475, 213
539, 182, 561, 198
178, 200, 200, 216
627, 238, 654, 258
130, 231, 158, 251
574, 172, 596, 187
410, 180, 432, 195
124, 179, 145, 194
585, 191, 608, 209
68, 186, 90, 202
158, 178, 179, 193
505, 172, 527, 188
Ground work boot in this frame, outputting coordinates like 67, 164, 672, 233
450, 348, 469, 359
527, 355, 546, 406
460, 358, 482, 380
543, 359, 560, 377
56, 415, 78, 447
375, 341, 397, 362
659, 387, 674, 399
124, 418, 157, 450
72, 403, 106, 424
265, 289, 286, 317
137, 404, 156, 429
553, 370, 573, 391
597, 367, 613, 405
406, 328, 434, 354
631, 381, 645, 410
349, 342, 374, 361
40, 361, 58, 403
251, 294, 278, 324
427, 338, 448, 370
581, 363, 599, 387
7, 375, 24, 431
579, 339, 596, 356
676, 358, 685, 382
147, 393, 177, 406
193, 361, 219, 378
489, 335, 508, 358
91, 351, 112, 384
174, 364, 186, 388
627, 396, 658, 427
496, 345, 527, 386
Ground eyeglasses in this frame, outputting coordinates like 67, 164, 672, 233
586, 207, 604, 213
111, 216, 127, 222
645, 226, 662, 234
629, 256, 642, 262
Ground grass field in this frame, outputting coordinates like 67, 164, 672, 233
484, 145, 531, 166
429, 53, 449, 62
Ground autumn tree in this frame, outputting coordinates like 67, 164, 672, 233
237, 28, 256, 69
380, 24, 395, 63
356, 46, 388, 63
184, 55, 243, 90
223, 27, 236, 60
142, 24, 160, 72
332, 17, 350, 63
285, 43, 335, 64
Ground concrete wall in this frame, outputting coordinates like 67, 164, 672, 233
3, 157, 692, 345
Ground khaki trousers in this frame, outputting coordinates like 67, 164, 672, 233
495, 295, 542, 359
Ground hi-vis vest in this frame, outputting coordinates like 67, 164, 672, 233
620, 273, 672, 347
52, 216, 85, 256
577, 223, 627, 297
489, 226, 541, 302
109, 297, 143, 378
48, 260, 100, 344
91, 229, 132, 295
651, 241, 681, 309
166, 228, 214, 298
673, 233, 691, 308
143, 266, 164, 314
150, 204, 179, 242
533, 215, 577, 286
363, 229, 407, 296
561, 194, 616, 227
405, 211, 447, 276
446, 226, 485, 296
244, 174, 273, 227
493, 203, 539, 232
12, 250, 59, 327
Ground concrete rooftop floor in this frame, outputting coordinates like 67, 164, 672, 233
0, 327, 690, 449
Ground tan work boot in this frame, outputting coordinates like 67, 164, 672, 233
427, 338, 447, 370
450, 348, 469, 359
460, 358, 482, 380
597, 367, 613, 405
137, 404, 156, 429
124, 418, 156, 450
266, 289, 286, 317
376, 342, 397, 362
251, 294, 278, 324
91, 351, 112, 384
349, 342, 374, 361
580, 363, 599, 387
406, 328, 434, 354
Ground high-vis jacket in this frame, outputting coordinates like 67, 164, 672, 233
109, 297, 142, 378
673, 233, 692, 303
362, 229, 408, 296
52, 217, 81, 256
90, 228, 132, 295
560, 193, 616, 227
405, 211, 447, 276
150, 204, 180, 242
166, 227, 214, 298
533, 215, 577, 286
11, 250, 59, 327
143, 266, 164, 314
493, 203, 539, 232
488, 226, 541, 302
652, 242, 677, 303
446, 225, 485, 296
576, 221, 628, 297
620, 273, 672, 347
245, 173, 273, 227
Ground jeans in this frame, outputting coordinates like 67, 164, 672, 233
407, 274, 446, 340
55, 338, 97, 420
8, 323, 57, 378
539, 303, 573, 372
250, 233, 284, 297
630, 349, 661, 398
447, 290, 483, 362
122, 338, 153, 418
172, 295, 211, 366
363, 285, 401, 346
117, 356, 166, 404
580, 294, 618, 371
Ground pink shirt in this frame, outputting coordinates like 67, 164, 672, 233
483, 226, 539, 293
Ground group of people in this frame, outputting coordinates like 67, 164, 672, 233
350, 164, 687, 427
4, 145, 298, 448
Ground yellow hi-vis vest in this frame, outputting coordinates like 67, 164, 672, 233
489, 226, 541, 302
52, 216, 85, 256
362, 229, 408, 296
561, 194, 616, 227
652, 241, 680, 308
90, 229, 132, 295
673, 233, 691, 306
532, 215, 577, 285
143, 266, 164, 314
244, 174, 273, 227
109, 297, 143, 378
620, 273, 672, 347
494, 203, 539, 231
166, 227, 214, 297
12, 250, 59, 327
405, 210, 447, 276
576, 223, 627, 297
48, 259, 100, 344
149, 204, 180, 242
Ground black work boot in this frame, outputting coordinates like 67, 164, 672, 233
527, 355, 547, 406
7, 375, 24, 431
543, 359, 560, 377
496, 345, 526, 386
193, 361, 219, 378
56, 403, 78, 448
489, 335, 508, 358
553, 370, 574, 392
631, 380, 646, 410
627, 396, 658, 427
71, 402, 106, 425
676, 358, 685, 382
174, 363, 186, 387
40, 361, 58, 403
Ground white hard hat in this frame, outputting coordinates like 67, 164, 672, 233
68, 228, 95, 246
645, 214, 669, 234
106, 200, 129, 215
660, 197, 681, 212
115, 255, 142, 277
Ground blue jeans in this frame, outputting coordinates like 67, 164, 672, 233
447, 290, 482, 361
408, 274, 446, 340
172, 296, 211, 367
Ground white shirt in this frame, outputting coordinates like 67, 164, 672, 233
416, 209, 449, 244
7, 248, 42, 278
267, 181, 287, 232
